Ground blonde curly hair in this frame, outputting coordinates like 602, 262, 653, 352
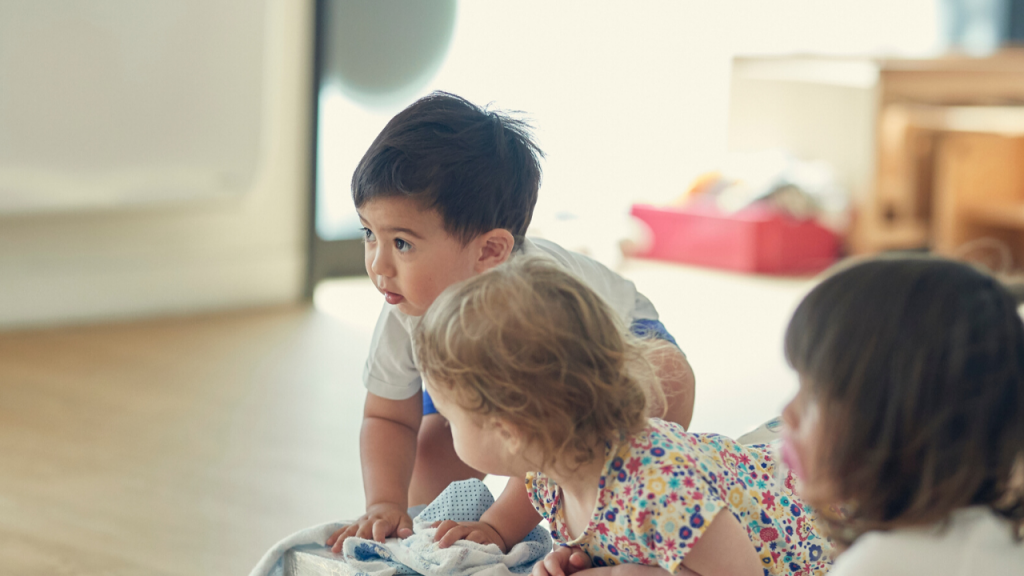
414, 255, 667, 470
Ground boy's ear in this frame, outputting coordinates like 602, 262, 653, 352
474, 229, 515, 273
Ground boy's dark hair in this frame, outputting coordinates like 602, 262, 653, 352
352, 91, 543, 247
786, 257, 1024, 542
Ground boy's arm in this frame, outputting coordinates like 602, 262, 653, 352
434, 475, 541, 552
362, 390, 422, 508
649, 346, 695, 431
327, 391, 422, 550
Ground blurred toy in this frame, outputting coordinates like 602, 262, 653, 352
626, 150, 848, 274
675, 150, 849, 233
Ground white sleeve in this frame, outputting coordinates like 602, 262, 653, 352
362, 304, 423, 400
632, 291, 659, 322
526, 238, 658, 324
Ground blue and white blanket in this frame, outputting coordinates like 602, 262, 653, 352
250, 479, 552, 576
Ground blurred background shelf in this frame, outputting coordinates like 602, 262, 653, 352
963, 202, 1024, 229
933, 130, 1024, 267
732, 50, 1024, 269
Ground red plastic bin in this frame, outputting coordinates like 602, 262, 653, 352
630, 200, 839, 274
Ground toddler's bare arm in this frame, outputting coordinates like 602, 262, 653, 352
434, 476, 542, 552
533, 552, 698, 576
327, 391, 423, 551
679, 511, 761, 576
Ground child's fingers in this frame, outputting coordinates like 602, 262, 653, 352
354, 519, 375, 542
396, 514, 414, 538
568, 551, 591, 569
465, 530, 494, 546
543, 554, 567, 576
432, 519, 460, 541
352, 520, 370, 540
372, 518, 394, 542
328, 524, 356, 545
438, 525, 472, 548
532, 559, 551, 576
331, 524, 358, 553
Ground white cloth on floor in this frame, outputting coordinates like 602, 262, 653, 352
343, 528, 548, 576
736, 416, 783, 446
248, 520, 349, 576
249, 479, 552, 576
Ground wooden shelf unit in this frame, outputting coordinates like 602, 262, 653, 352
963, 202, 1024, 230
729, 51, 1024, 261
933, 131, 1024, 267
859, 50, 1024, 257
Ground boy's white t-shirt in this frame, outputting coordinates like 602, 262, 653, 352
362, 237, 660, 400
828, 507, 1024, 576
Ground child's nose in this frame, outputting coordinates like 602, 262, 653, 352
370, 246, 395, 277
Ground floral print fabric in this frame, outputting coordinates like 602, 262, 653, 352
525, 419, 833, 576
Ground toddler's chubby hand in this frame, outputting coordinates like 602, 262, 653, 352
432, 519, 508, 553
325, 502, 414, 553
532, 546, 591, 576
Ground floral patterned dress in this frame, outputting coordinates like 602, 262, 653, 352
525, 419, 833, 576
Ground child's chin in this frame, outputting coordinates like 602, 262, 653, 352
396, 301, 426, 316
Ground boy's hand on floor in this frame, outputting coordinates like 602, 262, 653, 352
326, 502, 414, 553
432, 519, 507, 553
532, 546, 591, 576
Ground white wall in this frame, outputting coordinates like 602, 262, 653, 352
0, 0, 312, 329
728, 60, 879, 203
315, 0, 944, 267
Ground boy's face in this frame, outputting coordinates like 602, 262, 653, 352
358, 196, 481, 317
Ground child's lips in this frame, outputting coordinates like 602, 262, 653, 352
384, 290, 404, 305
780, 436, 805, 480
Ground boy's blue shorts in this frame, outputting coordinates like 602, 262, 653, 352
422, 318, 678, 416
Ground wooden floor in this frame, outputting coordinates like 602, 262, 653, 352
0, 261, 816, 575
0, 306, 370, 575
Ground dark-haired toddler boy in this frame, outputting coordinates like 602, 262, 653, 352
327, 92, 695, 553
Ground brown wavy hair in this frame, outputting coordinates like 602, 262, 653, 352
785, 256, 1024, 543
414, 256, 665, 471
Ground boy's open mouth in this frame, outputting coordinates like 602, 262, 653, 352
383, 290, 404, 305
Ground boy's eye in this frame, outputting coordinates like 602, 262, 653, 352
360, 227, 375, 242
395, 238, 410, 252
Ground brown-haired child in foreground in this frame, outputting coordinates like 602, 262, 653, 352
327, 92, 695, 552
781, 257, 1024, 575
416, 257, 833, 576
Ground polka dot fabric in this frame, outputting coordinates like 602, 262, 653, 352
415, 479, 498, 525
525, 419, 833, 576
414, 479, 553, 574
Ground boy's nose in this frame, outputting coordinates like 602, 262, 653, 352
370, 247, 395, 277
